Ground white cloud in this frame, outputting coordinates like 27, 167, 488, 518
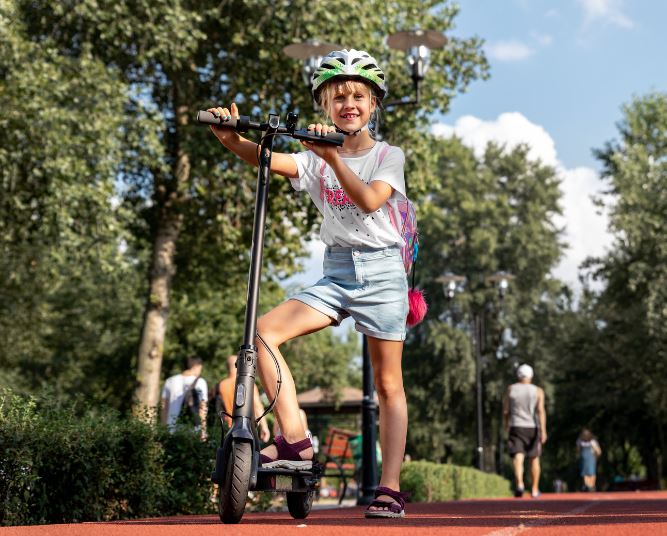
531, 31, 553, 46
578, 0, 634, 28
432, 113, 558, 167
432, 113, 613, 289
485, 40, 535, 62
555, 167, 612, 286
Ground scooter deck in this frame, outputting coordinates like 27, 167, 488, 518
254, 463, 322, 493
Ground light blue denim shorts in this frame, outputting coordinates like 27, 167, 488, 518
290, 245, 408, 341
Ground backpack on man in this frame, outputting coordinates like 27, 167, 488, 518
179, 375, 203, 426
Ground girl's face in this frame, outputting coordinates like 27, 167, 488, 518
323, 81, 376, 132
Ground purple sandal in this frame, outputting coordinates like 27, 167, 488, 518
364, 486, 409, 518
260, 435, 313, 471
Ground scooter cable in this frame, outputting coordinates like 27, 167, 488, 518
216, 333, 282, 426
255, 132, 281, 166
255, 331, 282, 423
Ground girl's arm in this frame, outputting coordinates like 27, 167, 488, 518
329, 155, 393, 212
302, 133, 393, 212
208, 104, 298, 179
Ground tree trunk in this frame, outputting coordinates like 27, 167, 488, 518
132, 97, 191, 419
132, 211, 183, 418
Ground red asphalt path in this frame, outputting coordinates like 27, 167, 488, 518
2, 491, 667, 536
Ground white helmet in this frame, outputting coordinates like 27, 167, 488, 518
311, 49, 387, 103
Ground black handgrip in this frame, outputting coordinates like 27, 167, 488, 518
292, 129, 345, 147
196, 110, 238, 128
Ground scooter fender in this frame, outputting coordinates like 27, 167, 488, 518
229, 422, 259, 490
212, 419, 259, 489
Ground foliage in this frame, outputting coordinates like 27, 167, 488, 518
283, 326, 361, 396
403, 136, 563, 465
544, 92, 667, 488
401, 460, 511, 501
0, 390, 215, 526
11, 0, 488, 408
0, 1, 145, 408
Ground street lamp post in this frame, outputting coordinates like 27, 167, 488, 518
439, 271, 514, 472
284, 32, 446, 504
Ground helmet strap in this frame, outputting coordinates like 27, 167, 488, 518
334, 124, 369, 136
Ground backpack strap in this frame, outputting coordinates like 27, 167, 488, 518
185, 375, 201, 405
377, 144, 391, 167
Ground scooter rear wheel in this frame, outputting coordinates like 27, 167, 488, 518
286, 490, 314, 519
219, 441, 252, 524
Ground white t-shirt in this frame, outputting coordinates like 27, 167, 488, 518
290, 141, 407, 248
161, 374, 208, 431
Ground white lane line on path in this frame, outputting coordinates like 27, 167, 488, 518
483, 501, 598, 536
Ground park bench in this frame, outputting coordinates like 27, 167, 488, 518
320, 427, 358, 504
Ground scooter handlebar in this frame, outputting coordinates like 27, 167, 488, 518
292, 128, 344, 147
196, 110, 344, 146
196, 110, 251, 131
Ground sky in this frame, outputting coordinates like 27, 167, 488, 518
438, 0, 667, 287
285, 0, 667, 307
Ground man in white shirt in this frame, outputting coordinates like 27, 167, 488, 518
160, 356, 208, 440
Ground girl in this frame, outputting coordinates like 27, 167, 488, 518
577, 428, 602, 492
208, 49, 409, 518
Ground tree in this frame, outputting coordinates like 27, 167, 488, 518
18, 0, 489, 415
0, 1, 144, 406
403, 136, 563, 465
535, 93, 667, 491
557, 92, 667, 484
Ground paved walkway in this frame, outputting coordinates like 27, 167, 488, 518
3, 491, 667, 535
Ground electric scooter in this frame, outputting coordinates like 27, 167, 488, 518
196, 109, 344, 524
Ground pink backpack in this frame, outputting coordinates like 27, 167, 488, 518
319, 145, 427, 327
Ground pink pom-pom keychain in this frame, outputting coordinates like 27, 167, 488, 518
406, 243, 427, 327
407, 288, 428, 327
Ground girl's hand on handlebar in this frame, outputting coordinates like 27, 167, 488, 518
207, 103, 240, 143
301, 123, 339, 162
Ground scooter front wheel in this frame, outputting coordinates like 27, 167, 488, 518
286, 490, 315, 519
219, 441, 252, 524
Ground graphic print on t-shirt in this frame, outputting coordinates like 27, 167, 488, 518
290, 141, 407, 249
318, 162, 359, 210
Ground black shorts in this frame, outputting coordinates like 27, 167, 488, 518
508, 427, 541, 458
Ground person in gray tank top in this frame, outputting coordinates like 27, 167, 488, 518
502, 364, 547, 498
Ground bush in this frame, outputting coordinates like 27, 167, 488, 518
0, 390, 216, 526
401, 460, 512, 501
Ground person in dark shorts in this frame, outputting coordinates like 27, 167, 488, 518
503, 364, 547, 498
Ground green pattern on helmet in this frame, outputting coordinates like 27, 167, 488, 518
354, 65, 384, 87
312, 66, 344, 88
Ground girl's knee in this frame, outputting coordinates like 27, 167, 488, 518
374, 375, 405, 400
256, 315, 284, 347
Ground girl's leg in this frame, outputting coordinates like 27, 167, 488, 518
256, 299, 332, 460
366, 336, 407, 511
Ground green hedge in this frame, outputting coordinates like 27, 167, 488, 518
401, 460, 512, 501
0, 390, 216, 526
1, 390, 512, 525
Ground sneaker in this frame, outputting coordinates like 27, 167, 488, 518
514, 487, 525, 498
531, 491, 541, 499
